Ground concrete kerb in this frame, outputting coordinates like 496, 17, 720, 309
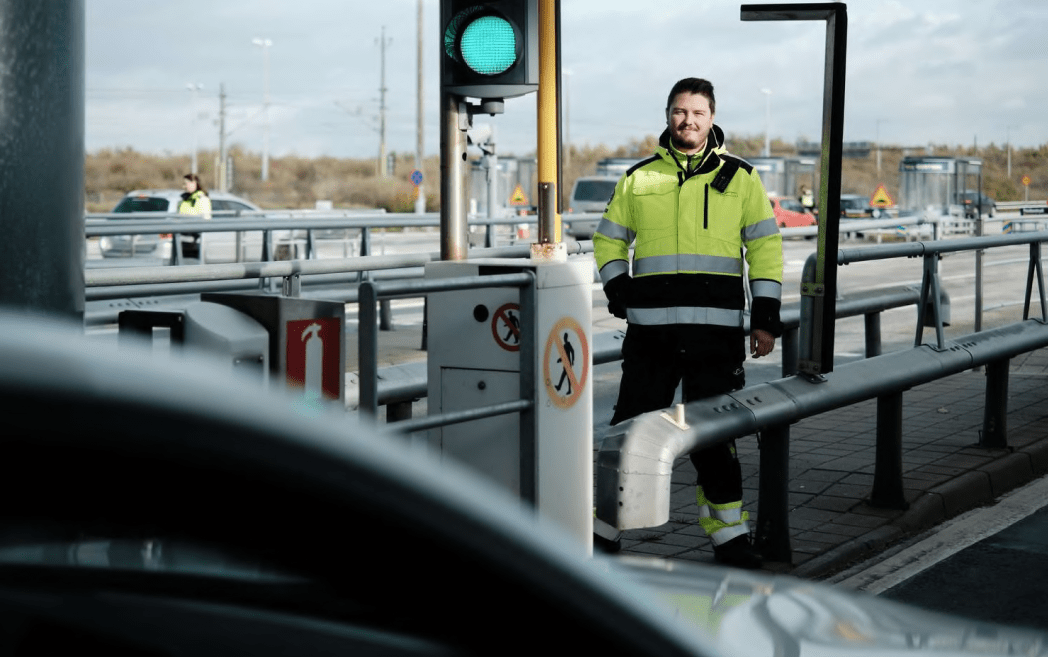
792, 434, 1048, 581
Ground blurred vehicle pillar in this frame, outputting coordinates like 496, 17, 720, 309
0, 0, 85, 320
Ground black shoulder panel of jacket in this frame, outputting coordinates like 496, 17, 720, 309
720, 152, 753, 175
626, 154, 661, 177
709, 153, 754, 194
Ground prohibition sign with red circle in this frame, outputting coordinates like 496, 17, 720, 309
491, 302, 521, 352
543, 316, 589, 409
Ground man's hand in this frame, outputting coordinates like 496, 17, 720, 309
750, 329, 775, 358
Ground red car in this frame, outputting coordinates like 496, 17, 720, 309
769, 196, 817, 228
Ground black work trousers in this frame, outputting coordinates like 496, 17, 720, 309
609, 323, 746, 505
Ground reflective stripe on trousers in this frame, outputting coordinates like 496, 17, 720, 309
696, 486, 750, 546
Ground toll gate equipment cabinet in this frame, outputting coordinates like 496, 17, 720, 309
425, 259, 592, 546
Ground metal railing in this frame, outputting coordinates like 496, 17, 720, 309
357, 273, 537, 435
596, 230, 1048, 564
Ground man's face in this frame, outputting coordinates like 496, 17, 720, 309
666, 92, 714, 155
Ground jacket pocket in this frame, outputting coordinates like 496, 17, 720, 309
631, 179, 678, 232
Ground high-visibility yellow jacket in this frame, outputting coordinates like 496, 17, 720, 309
178, 190, 212, 218
593, 125, 784, 335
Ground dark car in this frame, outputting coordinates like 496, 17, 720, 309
840, 194, 877, 218
959, 190, 996, 218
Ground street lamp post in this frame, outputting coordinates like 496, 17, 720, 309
875, 118, 888, 174
252, 37, 272, 182
1006, 125, 1017, 179
186, 83, 203, 175
760, 88, 772, 157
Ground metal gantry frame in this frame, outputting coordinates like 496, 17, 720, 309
742, 2, 847, 377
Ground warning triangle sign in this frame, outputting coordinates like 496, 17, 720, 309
870, 184, 894, 208
509, 184, 529, 206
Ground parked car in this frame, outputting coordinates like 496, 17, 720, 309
769, 196, 817, 229
840, 193, 877, 218
959, 190, 996, 218
566, 176, 618, 239
4, 311, 1047, 656
99, 189, 261, 259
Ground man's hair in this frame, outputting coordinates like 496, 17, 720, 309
666, 78, 716, 114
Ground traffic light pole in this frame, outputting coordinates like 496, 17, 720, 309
440, 91, 470, 261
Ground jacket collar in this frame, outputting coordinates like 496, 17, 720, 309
657, 124, 727, 177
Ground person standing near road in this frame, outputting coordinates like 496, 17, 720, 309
178, 173, 212, 259
593, 78, 784, 569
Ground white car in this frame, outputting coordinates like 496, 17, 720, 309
99, 189, 261, 260
566, 176, 618, 239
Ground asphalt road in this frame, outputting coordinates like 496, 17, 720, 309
830, 476, 1048, 633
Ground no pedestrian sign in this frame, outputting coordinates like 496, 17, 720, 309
543, 316, 589, 409
491, 302, 521, 352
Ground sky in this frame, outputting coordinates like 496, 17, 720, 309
85, 0, 1047, 163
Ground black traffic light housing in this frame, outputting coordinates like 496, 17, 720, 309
441, 0, 538, 101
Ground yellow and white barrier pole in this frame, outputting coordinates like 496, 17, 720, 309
532, 0, 565, 262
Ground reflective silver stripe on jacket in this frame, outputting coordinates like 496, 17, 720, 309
595, 218, 635, 244
741, 217, 780, 242
633, 253, 743, 276
750, 279, 782, 301
599, 259, 629, 286
626, 306, 744, 327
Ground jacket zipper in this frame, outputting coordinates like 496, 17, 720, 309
703, 183, 709, 230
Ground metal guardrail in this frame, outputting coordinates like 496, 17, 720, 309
357, 272, 540, 498
597, 230, 1048, 563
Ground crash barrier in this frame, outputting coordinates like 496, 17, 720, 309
356, 284, 933, 422
597, 230, 1048, 564
85, 210, 545, 265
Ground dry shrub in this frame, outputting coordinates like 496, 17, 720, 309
84, 140, 1048, 215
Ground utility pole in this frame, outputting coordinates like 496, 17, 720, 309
1007, 125, 1016, 179
187, 83, 202, 174
217, 83, 228, 192
415, 0, 425, 212
252, 37, 272, 181
761, 88, 772, 157
377, 26, 391, 177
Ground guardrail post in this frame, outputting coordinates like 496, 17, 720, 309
979, 358, 1009, 449
755, 424, 792, 563
781, 325, 799, 377
1023, 241, 1047, 322
518, 270, 538, 505
864, 311, 882, 357
359, 281, 379, 417
915, 253, 946, 349
870, 390, 909, 509
170, 233, 184, 266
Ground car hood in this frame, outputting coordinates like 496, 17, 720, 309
610, 556, 1048, 657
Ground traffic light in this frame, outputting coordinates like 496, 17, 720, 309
441, 0, 538, 101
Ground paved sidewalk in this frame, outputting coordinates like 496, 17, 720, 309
614, 347, 1048, 579
347, 318, 1048, 580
